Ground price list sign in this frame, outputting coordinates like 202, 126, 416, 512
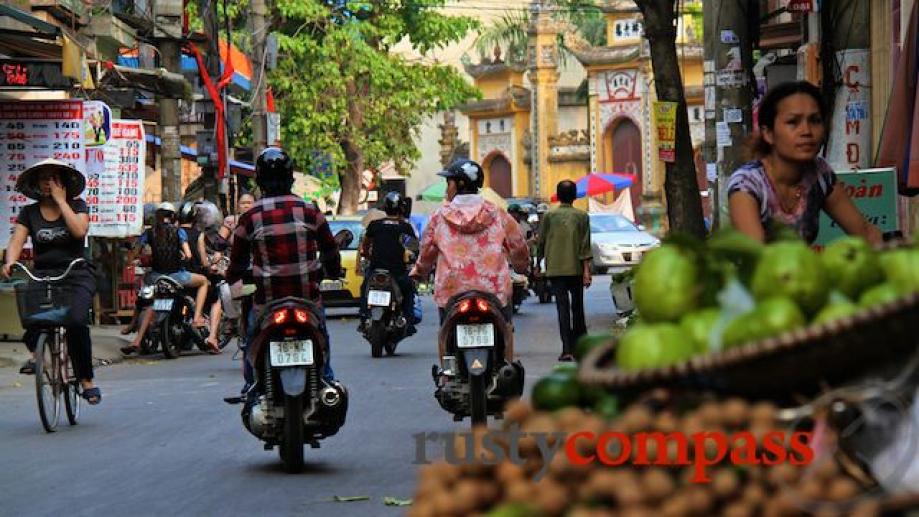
87, 120, 145, 237
0, 100, 84, 248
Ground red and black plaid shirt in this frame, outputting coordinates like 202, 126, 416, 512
227, 195, 340, 307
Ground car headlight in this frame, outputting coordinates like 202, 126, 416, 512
140, 285, 154, 299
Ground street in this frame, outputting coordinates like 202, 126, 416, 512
0, 277, 615, 517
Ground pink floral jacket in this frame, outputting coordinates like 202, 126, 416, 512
411, 195, 530, 308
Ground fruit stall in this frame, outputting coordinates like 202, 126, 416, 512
409, 231, 919, 517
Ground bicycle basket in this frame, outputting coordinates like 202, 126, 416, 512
14, 281, 89, 328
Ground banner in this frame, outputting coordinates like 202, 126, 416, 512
815, 168, 899, 246
826, 49, 871, 171
653, 101, 677, 162
0, 100, 85, 248
86, 120, 145, 238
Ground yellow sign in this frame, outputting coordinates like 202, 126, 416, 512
653, 101, 678, 162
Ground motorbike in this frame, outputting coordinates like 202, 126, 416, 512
150, 275, 210, 359
433, 291, 525, 427
238, 228, 353, 473
363, 268, 411, 358
241, 297, 349, 473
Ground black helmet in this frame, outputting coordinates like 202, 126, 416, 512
382, 191, 403, 216
178, 201, 198, 224
255, 147, 294, 195
437, 159, 484, 194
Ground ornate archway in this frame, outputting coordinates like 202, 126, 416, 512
485, 153, 513, 198
603, 117, 643, 209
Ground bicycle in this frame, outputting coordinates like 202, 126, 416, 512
13, 258, 89, 433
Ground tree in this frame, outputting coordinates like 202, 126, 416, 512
634, 0, 706, 237
270, 1, 481, 214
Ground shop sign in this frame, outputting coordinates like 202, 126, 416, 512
815, 168, 898, 246
653, 101, 677, 162
0, 59, 72, 89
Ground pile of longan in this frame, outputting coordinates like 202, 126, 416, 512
409, 397, 883, 517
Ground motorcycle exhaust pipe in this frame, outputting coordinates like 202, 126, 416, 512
493, 361, 525, 397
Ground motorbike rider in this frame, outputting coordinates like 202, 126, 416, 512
120, 202, 214, 355
226, 147, 342, 395
409, 159, 529, 365
179, 200, 224, 351
507, 203, 535, 243
357, 191, 419, 335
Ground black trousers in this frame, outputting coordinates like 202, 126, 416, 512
24, 268, 96, 381
550, 276, 586, 354
360, 269, 415, 323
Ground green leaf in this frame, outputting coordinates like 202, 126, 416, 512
332, 495, 371, 502
382, 497, 413, 506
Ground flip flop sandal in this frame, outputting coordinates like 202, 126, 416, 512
81, 387, 102, 405
19, 359, 36, 375
120, 345, 140, 356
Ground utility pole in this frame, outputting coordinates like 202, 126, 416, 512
199, 0, 221, 204
250, 0, 268, 158
153, 0, 184, 203
703, 0, 756, 228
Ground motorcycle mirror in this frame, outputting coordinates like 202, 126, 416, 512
334, 229, 354, 249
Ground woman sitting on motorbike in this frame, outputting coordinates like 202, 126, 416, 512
120, 202, 215, 355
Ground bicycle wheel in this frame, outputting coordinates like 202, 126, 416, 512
34, 332, 61, 433
62, 333, 81, 426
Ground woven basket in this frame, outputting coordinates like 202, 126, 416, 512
579, 292, 919, 399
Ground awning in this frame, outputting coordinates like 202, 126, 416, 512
876, 0, 919, 194
0, 4, 60, 38
117, 40, 252, 92
99, 64, 189, 97
144, 134, 255, 176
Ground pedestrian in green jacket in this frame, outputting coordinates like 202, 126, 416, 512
536, 180, 592, 362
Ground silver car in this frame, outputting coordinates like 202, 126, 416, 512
589, 214, 660, 274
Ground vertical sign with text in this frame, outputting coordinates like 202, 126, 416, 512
826, 49, 871, 171
0, 100, 84, 248
87, 120, 145, 237
653, 101, 677, 163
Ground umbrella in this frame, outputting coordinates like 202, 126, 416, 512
550, 173, 635, 202
418, 180, 508, 209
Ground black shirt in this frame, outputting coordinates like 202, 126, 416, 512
16, 199, 88, 270
183, 226, 204, 274
364, 218, 416, 273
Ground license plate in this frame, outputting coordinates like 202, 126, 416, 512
456, 324, 495, 348
270, 340, 314, 367
153, 299, 173, 311
368, 290, 392, 307
320, 280, 343, 292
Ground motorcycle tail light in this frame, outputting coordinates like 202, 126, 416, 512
458, 299, 472, 314
476, 299, 489, 313
273, 309, 288, 325
293, 308, 309, 324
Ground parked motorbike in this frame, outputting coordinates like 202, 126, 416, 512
151, 276, 210, 359
363, 269, 412, 357
433, 291, 525, 427
241, 297, 349, 473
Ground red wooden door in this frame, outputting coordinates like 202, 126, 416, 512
488, 154, 513, 198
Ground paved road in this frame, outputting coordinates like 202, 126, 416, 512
0, 277, 616, 517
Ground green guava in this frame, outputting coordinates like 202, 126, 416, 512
813, 300, 860, 325
756, 297, 806, 335
616, 323, 696, 370
751, 241, 829, 314
574, 333, 614, 362
679, 308, 722, 353
821, 236, 883, 299
531, 372, 581, 412
879, 249, 919, 294
859, 282, 904, 308
633, 245, 700, 323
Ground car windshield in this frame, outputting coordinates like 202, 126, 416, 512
327, 220, 364, 250
589, 215, 637, 233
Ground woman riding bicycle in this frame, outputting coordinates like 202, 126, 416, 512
1, 159, 101, 405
